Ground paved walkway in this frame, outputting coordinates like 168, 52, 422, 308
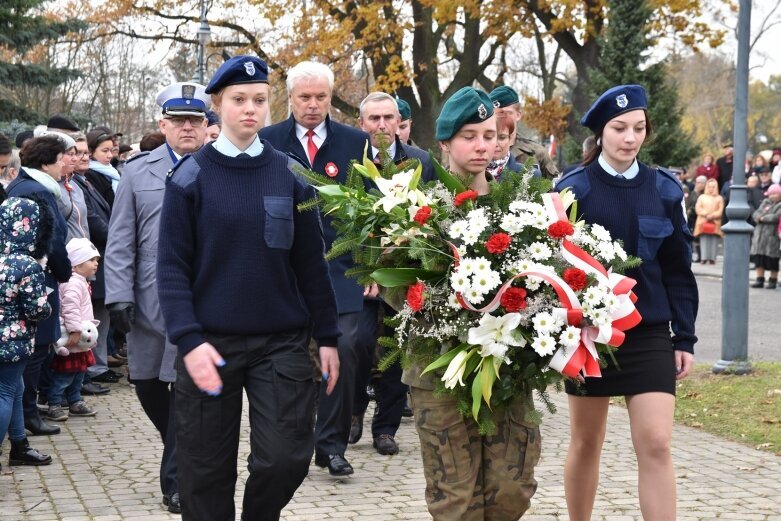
1, 376, 780, 521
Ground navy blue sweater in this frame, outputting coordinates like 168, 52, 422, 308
555, 161, 698, 353
156, 142, 340, 356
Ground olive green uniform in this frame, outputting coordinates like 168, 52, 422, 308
511, 136, 559, 180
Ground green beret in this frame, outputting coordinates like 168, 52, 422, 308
435, 87, 494, 141
396, 98, 411, 121
489, 85, 519, 109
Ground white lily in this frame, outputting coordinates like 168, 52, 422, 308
373, 170, 430, 213
558, 188, 576, 211
467, 313, 526, 361
441, 349, 473, 389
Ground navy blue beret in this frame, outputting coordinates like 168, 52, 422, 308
205, 55, 269, 94
206, 110, 220, 126
581, 84, 648, 132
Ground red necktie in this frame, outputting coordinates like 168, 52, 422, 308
306, 129, 318, 166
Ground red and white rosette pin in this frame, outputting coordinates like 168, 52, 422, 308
325, 162, 339, 178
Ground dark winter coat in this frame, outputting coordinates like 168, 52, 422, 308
750, 198, 781, 258
6, 170, 72, 345
71, 173, 112, 299
0, 197, 53, 362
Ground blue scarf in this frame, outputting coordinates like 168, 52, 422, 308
88, 160, 121, 192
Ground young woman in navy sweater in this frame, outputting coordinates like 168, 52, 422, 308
555, 85, 698, 520
156, 56, 340, 521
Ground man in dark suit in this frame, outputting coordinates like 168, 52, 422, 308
716, 143, 734, 191
259, 61, 369, 477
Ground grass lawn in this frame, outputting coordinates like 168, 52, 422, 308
673, 362, 781, 456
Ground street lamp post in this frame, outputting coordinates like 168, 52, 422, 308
713, 0, 752, 375
195, 0, 211, 84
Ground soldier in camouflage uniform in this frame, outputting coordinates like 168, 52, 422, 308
401, 86, 542, 521
489, 86, 559, 180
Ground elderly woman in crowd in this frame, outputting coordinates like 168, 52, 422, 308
750, 184, 781, 289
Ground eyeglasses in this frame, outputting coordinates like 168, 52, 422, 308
164, 116, 204, 127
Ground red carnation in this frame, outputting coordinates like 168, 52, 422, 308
548, 220, 574, 239
407, 281, 425, 312
563, 268, 588, 291
414, 206, 433, 225
485, 232, 512, 254
454, 190, 478, 207
500, 287, 527, 312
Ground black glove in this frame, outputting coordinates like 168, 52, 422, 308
108, 302, 135, 334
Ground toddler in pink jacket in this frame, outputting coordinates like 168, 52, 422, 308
45, 238, 100, 422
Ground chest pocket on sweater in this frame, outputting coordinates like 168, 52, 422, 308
264, 196, 294, 249
637, 216, 673, 260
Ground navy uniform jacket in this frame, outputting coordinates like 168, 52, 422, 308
6, 170, 72, 344
260, 115, 370, 315
555, 162, 698, 352
393, 136, 436, 183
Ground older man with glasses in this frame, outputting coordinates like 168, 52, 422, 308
103, 82, 209, 514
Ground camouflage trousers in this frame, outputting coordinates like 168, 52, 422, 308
409, 387, 541, 521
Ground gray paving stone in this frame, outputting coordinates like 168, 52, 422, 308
1, 372, 780, 520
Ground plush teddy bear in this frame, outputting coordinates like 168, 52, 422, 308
55, 319, 100, 356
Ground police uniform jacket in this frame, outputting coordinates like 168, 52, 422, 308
260, 115, 370, 315
104, 145, 177, 382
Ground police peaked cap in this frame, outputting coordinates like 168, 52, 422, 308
435, 87, 494, 141
156, 82, 210, 117
205, 56, 269, 94
581, 84, 648, 132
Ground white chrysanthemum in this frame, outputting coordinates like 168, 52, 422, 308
508, 200, 526, 213
465, 287, 486, 305
460, 258, 476, 274
531, 335, 556, 357
532, 312, 559, 334
583, 287, 605, 306
472, 271, 501, 294
574, 228, 596, 247
447, 292, 462, 309
614, 242, 628, 261
525, 277, 542, 292
527, 242, 552, 261
500, 214, 524, 234
533, 216, 550, 229
450, 270, 470, 292
515, 258, 537, 272
449, 220, 467, 239
591, 224, 612, 243
472, 257, 492, 274
462, 230, 480, 245
603, 293, 620, 312
467, 208, 487, 223
590, 308, 611, 327
559, 326, 581, 349
597, 241, 616, 261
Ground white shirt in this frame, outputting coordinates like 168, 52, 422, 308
371, 142, 397, 162
598, 154, 639, 179
295, 121, 327, 152
212, 133, 264, 157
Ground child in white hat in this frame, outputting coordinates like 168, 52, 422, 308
46, 238, 101, 421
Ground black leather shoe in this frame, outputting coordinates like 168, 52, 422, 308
82, 382, 110, 395
402, 401, 414, 418
92, 370, 121, 383
163, 492, 182, 514
348, 414, 363, 444
314, 453, 354, 476
373, 434, 399, 455
24, 414, 60, 436
9, 438, 52, 466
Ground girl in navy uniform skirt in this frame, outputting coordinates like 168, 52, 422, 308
156, 56, 341, 521
555, 84, 698, 520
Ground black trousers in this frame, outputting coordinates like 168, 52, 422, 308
134, 378, 177, 497
314, 312, 360, 456
352, 301, 406, 438
22, 343, 52, 418
176, 329, 315, 521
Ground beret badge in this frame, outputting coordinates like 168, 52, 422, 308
478, 103, 488, 120
244, 61, 255, 76
615, 94, 628, 108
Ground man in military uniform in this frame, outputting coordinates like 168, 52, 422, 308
104, 81, 209, 514
489, 85, 559, 180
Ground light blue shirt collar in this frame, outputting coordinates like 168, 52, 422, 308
212, 133, 264, 157
598, 154, 639, 179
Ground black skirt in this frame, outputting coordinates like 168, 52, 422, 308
565, 323, 676, 397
